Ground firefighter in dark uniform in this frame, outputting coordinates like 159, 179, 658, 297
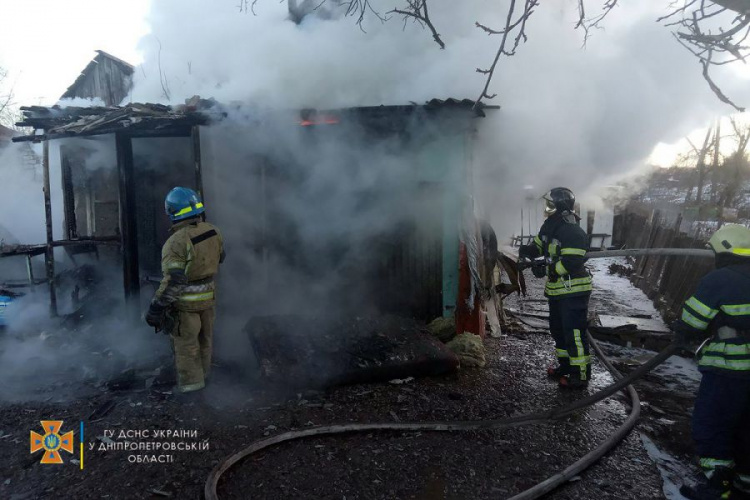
519, 187, 593, 389
675, 224, 750, 500
145, 187, 225, 394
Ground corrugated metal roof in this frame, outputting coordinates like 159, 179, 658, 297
12, 97, 496, 142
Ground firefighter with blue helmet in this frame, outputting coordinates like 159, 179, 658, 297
676, 224, 750, 500
518, 187, 593, 389
145, 187, 225, 394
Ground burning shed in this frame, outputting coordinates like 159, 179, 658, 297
6, 97, 497, 364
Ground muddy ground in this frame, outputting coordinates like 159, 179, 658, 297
0, 258, 700, 499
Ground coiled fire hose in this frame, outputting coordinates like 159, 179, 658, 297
205, 337, 682, 499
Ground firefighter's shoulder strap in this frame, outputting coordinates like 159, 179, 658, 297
191, 229, 218, 245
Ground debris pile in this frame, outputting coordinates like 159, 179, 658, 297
246, 314, 459, 391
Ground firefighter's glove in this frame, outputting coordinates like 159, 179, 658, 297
145, 301, 166, 330
518, 245, 534, 259
670, 320, 692, 348
547, 266, 560, 282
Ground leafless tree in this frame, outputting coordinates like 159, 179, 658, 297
686, 127, 715, 203
0, 66, 18, 129
719, 116, 750, 206
657, 0, 750, 111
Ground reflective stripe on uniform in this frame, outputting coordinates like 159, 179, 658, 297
534, 235, 543, 250
698, 339, 750, 372
173, 202, 204, 217
682, 309, 709, 330
702, 342, 750, 356
546, 277, 593, 289
731, 247, 750, 256
699, 356, 750, 371
548, 242, 559, 257
546, 284, 594, 296
573, 329, 584, 358
569, 355, 591, 366
544, 283, 594, 297
179, 291, 215, 302
167, 261, 186, 270
686, 296, 719, 319
700, 457, 735, 471
720, 303, 750, 316
556, 348, 569, 358
560, 248, 587, 256
555, 261, 568, 276
570, 328, 590, 369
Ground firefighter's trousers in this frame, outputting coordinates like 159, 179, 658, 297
548, 295, 591, 380
170, 307, 215, 392
692, 371, 750, 493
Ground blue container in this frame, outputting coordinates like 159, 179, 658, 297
0, 295, 12, 327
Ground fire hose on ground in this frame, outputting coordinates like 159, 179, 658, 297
205, 339, 682, 499
205, 248, 700, 499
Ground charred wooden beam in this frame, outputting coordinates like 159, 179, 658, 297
115, 133, 140, 312
191, 126, 204, 199
42, 141, 58, 316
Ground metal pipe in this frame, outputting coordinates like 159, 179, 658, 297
587, 248, 713, 259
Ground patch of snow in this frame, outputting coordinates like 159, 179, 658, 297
589, 257, 663, 319
640, 433, 694, 500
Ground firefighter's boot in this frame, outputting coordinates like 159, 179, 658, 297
680, 468, 734, 500
547, 361, 569, 380
559, 369, 590, 389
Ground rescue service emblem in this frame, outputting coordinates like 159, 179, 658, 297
30, 420, 74, 464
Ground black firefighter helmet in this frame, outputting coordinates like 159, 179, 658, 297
543, 187, 575, 217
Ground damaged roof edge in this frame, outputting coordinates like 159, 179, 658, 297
11, 98, 499, 143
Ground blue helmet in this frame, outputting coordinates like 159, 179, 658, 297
165, 187, 205, 222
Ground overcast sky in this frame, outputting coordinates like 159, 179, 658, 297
0, 0, 149, 106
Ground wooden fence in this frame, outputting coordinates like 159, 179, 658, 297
615, 209, 714, 322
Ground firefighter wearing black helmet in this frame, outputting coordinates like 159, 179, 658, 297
518, 187, 593, 389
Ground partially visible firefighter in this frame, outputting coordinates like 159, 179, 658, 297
518, 187, 593, 389
145, 187, 225, 395
675, 224, 750, 500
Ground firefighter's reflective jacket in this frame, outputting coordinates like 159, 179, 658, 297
154, 218, 225, 312
678, 264, 750, 378
521, 213, 592, 300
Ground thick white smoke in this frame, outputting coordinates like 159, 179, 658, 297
130, 0, 750, 237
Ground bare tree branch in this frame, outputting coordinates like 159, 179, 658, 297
389, 1, 445, 49
156, 38, 171, 101
660, 0, 750, 111
575, 0, 619, 46
702, 51, 746, 111
472, 0, 539, 109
